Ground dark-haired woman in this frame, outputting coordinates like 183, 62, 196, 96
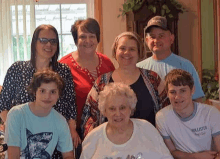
0, 24, 77, 158
59, 18, 115, 146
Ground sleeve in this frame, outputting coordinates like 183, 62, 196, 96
56, 65, 77, 120
142, 121, 173, 159
81, 75, 107, 138
57, 118, 73, 153
209, 106, 220, 137
0, 62, 20, 112
4, 108, 21, 147
156, 111, 171, 139
185, 62, 205, 100
80, 131, 98, 159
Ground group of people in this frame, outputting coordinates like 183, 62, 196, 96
0, 15, 219, 159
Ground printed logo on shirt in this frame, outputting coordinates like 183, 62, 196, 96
191, 126, 207, 136
104, 152, 143, 159
20, 129, 53, 158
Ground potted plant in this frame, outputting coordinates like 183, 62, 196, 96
118, 0, 185, 19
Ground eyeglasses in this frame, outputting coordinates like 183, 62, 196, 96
37, 38, 58, 46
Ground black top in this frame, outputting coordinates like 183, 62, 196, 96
109, 75, 155, 126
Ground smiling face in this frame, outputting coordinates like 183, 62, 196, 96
104, 95, 132, 128
146, 27, 174, 55
167, 83, 194, 115
35, 29, 58, 61
77, 26, 98, 54
35, 82, 59, 112
115, 36, 139, 67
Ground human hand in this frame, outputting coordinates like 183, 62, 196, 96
70, 128, 81, 148
193, 151, 217, 159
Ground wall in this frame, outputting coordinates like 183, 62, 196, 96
177, 0, 200, 71
201, 0, 214, 70
102, 0, 126, 67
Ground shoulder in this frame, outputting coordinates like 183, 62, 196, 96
97, 52, 110, 60
59, 53, 72, 63
83, 122, 106, 144
140, 68, 160, 78
136, 57, 152, 68
56, 62, 72, 76
51, 109, 67, 124
196, 102, 219, 114
156, 105, 173, 120
132, 119, 159, 135
171, 54, 194, 66
8, 61, 31, 71
8, 103, 28, 117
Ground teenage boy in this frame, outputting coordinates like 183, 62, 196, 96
156, 69, 220, 159
136, 16, 204, 102
4, 69, 74, 158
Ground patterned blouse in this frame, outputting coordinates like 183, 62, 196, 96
0, 61, 76, 120
81, 68, 170, 138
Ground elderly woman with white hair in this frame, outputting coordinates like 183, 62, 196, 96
81, 32, 169, 138
80, 82, 173, 159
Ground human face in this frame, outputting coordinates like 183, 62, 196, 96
104, 95, 132, 128
35, 82, 59, 112
77, 27, 98, 54
167, 83, 195, 115
146, 27, 174, 54
115, 36, 139, 67
36, 29, 58, 61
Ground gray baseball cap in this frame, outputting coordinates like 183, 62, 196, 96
144, 16, 169, 33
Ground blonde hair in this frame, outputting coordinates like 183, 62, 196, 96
112, 32, 145, 62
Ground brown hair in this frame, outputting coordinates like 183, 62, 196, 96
27, 69, 64, 97
112, 32, 145, 62
165, 69, 194, 91
71, 18, 100, 45
30, 24, 59, 70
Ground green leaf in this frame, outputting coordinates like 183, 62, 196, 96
119, 8, 122, 12
117, 14, 121, 18
168, 14, 174, 18
152, 6, 156, 13
161, 9, 165, 16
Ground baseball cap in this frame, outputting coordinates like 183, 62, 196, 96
144, 16, 169, 33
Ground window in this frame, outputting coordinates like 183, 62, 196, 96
0, 0, 94, 84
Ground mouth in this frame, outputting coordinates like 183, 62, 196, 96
114, 118, 123, 122
42, 100, 52, 104
44, 48, 52, 52
174, 100, 184, 104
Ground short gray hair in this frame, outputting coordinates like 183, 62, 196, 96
98, 82, 137, 116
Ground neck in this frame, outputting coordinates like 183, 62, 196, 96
117, 65, 139, 75
176, 102, 195, 118
152, 50, 172, 60
74, 50, 97, 62
29, 102, 51, 117
107, 120, 133, 134
35, 57, 51, 71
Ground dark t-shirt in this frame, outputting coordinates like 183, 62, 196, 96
109, 75, 155, 126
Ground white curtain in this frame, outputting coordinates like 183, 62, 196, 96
0, 0, 36, 85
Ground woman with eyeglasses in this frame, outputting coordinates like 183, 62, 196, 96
0, 24, 77, 158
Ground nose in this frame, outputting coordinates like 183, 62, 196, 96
44, 92, 51, 100
174, 93, 181, 100
115, 109, 121, 116
45, 41, 52, 46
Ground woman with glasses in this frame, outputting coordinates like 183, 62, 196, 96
0, 24, 77, 158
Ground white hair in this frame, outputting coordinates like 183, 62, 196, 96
98, 82, 137, 116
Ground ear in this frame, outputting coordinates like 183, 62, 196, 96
170, 33, 175, 45
145, 36, 149, 43
191, 85, 195, 96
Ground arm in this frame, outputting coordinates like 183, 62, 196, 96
68, 118, 81, 148
164, 138, 217, 159
8, 146, 20, 159
0, 110, 8, 123
62, 150, 75, 159
193, 97, 203, 103
213, 135, 220, 159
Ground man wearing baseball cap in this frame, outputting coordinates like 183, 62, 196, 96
136, 16, 204, 102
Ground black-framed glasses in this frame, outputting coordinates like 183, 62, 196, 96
37, 38, 58, 46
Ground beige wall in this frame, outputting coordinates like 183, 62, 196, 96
177, 0, 200, 71
102, 0, 126, 67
